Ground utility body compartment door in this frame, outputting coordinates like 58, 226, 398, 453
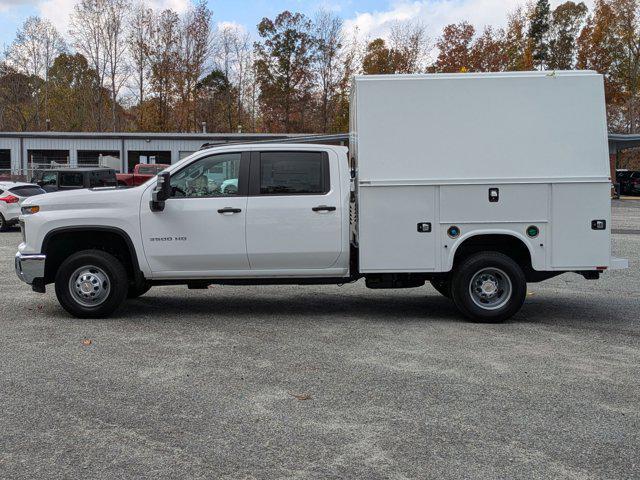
245, 150, 343, 270
358, 186, 437, 272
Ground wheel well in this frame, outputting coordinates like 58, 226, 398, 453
42, 228, 140, 285
453, 234, 538, 281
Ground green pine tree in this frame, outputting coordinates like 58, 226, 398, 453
528, 0, 551, 70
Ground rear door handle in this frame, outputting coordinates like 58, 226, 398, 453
218, 207, 242, 214
312, 205, 336, 212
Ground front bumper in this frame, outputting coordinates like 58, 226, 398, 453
15, 252, 46, 285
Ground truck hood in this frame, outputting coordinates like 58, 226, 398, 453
21, 186, 143, 212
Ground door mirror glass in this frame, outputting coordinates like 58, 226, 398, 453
150, 172, 171, 212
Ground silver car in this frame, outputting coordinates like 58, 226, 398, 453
0, 182, 47, 231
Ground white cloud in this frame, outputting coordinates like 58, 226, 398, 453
147, 0, 190, 13
38, 0, 77, 30
216, 20, 248, 34
344, 0, 596, 41
0, 0, 37, 12
33, 0, 191, 37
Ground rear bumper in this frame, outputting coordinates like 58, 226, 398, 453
15, 252, 46, 285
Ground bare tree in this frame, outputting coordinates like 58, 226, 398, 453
213, 22, 252, 131
147, 8, 180, 130
6, 16, 66, 127
231, 28, 252, 131
103, 0, 130, 131
70, 0, 109, 130
128, 2, 153, 128
214, 24, 238, 130
176, 1, 212, 131
314, 10, 343, 132
389, 20, 430, 73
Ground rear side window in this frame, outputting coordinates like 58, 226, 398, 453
258, 152, 328, 195
9, 186, 46, 197
90, 171, 116, 187
59, 172, 84, 187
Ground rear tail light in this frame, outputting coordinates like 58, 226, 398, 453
0, 194, 19, 204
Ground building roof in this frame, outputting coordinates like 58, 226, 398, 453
609, 134, 640, 153
0, 131, 307, 141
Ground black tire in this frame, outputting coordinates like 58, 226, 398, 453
0, 214, 7, 232
451, 251, 526, 323
127, 281, 152, 299
55, 249, 129, 318
430, 279, 451, 298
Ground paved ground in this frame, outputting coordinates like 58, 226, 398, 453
0, 200, 639, 480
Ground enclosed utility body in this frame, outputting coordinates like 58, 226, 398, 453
351, 71, 622, 275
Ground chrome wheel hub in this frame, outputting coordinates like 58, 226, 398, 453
469, 268, 512, 310
69, 266, 111, 307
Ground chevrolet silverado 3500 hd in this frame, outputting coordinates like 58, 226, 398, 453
15, 71, 628, 321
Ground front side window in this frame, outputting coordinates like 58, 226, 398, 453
170, 153, 241, 198
259, 151, 328, 195
59, 172, 84, 187
41, 172, 57, 186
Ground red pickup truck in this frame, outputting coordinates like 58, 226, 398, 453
116, 164, 170, 187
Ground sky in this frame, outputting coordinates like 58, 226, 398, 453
0, 0, 595, 51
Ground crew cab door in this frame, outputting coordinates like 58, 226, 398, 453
140, 151, 250, 276
245, 149, 343, 270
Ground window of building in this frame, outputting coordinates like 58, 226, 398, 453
0, 150, 10, 171
77, 150, 120, 166
28, 150, 70, 167
127, 151, 172, 173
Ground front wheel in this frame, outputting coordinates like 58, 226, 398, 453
451, 252, 526, 323
55, 250, 129, 318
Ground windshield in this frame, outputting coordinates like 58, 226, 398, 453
9, 185, 47, 197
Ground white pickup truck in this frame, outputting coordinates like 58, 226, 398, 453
15, 71, 627, 322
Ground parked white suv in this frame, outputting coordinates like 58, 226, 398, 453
15, 72, 628, 322
0, 182, 46, 231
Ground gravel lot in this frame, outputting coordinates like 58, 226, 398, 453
0, 200, 639, 480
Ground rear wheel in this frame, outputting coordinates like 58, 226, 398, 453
0, 214, 7, 232
55, 250, 128, 318
451, 251, 526, 323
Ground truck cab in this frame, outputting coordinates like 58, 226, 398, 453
16, 144, 352, 318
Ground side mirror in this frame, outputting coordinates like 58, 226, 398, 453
150, 172, 171, 212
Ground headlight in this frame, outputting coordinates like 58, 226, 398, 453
21, 206, 40, 215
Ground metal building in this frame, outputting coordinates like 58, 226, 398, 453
0, 132, 316, 178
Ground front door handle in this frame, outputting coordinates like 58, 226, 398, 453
312, 205, 336, 212
218, 207, 242, 214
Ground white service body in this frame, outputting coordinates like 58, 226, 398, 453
351, 71, 617, 273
